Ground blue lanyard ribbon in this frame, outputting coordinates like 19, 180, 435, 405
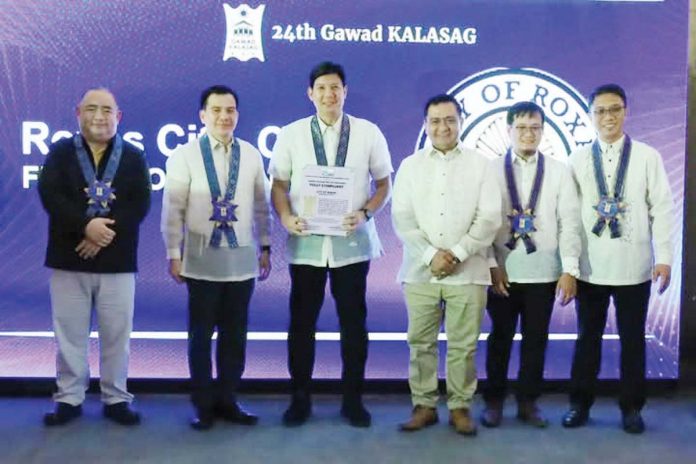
591, 136, 631, 238
199, 134, 240, 248
504, 150, 545, 254
310, 114, 350, 166
74, 134, 123, 218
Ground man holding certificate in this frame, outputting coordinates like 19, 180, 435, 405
270, 61, 393, 428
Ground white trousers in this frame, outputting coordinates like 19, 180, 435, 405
49, 270, 135, 405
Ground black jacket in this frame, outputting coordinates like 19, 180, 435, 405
38, 135, 151, 273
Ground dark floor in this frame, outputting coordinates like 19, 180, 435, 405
0, 393, 694, 464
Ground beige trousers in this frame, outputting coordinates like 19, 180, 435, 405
404, 282, 486, 410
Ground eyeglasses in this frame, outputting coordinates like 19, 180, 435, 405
592, 106, 624, 118
512, 125, 542, 134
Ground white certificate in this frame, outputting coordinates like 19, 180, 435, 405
300, 165, 354, 237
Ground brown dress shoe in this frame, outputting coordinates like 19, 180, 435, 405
517, 401, 549, 428
399, 405, 438, 432
449, 408, 477, 436
480, 401, 503, 428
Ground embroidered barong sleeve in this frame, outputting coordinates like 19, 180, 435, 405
646, 147, 674, 266
368, 126, 394, 181
392, 158, 438, 266
161, 151, 191, 260
268, 129, 292, 182
449, 161, 502, 263
557, 164, 581, 274
487, 247, 499, 268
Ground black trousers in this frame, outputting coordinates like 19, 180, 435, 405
186, 278, 255, 412
484, 282, 556, 403
569, 280, 651, 412
287, 261, 370, 403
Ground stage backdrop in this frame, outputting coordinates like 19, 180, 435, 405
0, 0, 687, 380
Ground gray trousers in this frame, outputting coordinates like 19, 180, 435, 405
49, 270, 135, 406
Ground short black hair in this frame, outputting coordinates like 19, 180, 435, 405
588, 84, 627, 108
424, 94, 462, 118
506, 101, 545, 126
309, 61, 346, 87
200, 85, 239, 110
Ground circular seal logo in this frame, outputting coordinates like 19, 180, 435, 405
416, 67, 595, 160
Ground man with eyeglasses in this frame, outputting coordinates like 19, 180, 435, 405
562, 84, 673, 434
392, 94, 501, 436
38, 88, 151, 426
481, 102, 581, 429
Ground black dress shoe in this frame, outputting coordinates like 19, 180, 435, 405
282, 396, 311, 427
214, 403, 259, 425
190, 412, 215, 431
562, 407, 589, 428
103, 402, 141, 426
44, 402, 82, 427
622, 410, 645, 434
340, 402, 372, 428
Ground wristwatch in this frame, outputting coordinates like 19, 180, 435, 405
260, 245, 271, 254
360, 208, 373, 221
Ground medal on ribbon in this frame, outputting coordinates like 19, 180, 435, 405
210, 197, 238, 228
590, 136, 631, 238
85, 180, 116, 216
310, 114, 350, 167
200, 134, 240, 248
74, 134, 123, 218
504, 150, 545, 254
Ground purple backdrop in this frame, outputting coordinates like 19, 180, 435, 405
0, 0, 687, 379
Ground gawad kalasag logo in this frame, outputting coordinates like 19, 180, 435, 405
223, 3, 266, 62
416, 68, 595, 160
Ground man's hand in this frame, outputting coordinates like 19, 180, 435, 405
430, 250, 457, 279
490, 266, 510, 297
556, 273, 577, 306
280, 213, 309, 236
653, 264, 671, 294
168, 259, 184, 284
75, 239, 101, 260
85, 217, 116, 247
342, 210, 366, 234
258, 250, 272, 281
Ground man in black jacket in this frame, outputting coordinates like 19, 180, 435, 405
38, 88, 151, 426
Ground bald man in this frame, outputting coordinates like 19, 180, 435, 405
38, 88, 151, 426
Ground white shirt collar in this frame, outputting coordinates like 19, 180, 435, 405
598, 134, 625, 155
209, 134, 235, 153
429, 142, 464, 159
512, 150, 539, 166
317, 113, 344, 135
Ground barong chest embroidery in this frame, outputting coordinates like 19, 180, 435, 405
590, 136, 631, 239
310, 114, 350, 167
504, 150, 545, 254
200, 134, 241, 248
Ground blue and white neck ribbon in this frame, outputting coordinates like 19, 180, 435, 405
504, 150, 545, 254
591, 136, 631, 238
200, 134, 240, 248
74, 134, 122, 218
310, 114, 350, 167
